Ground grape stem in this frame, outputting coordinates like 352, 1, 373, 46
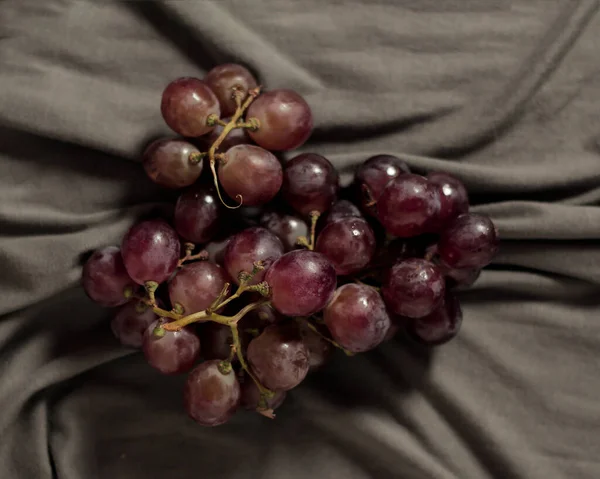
177, 243, 208, 267
296, 211, 320, 250
296, 317, 354, 356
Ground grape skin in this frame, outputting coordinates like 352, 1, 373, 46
169, 262, 227, 314
297, 322, 333, 371
321, 200, 362, 226
427, 171, 469, 229
81, 246, 135, 307
204, 237, 231, 265
111, 301, 158, 348
240, 376, 286, 411
204, 63, 258, 117
142, 138, 203, 189
356, 154, 410, 214
142, 320, 200, 375
174, 185, 221, 244
405, 291, 462, 346
259, 210, 308, 252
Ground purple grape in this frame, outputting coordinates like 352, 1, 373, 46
204, 237, 231, 265
142, 320, 200, 375
247, 89, 313, 151
324, 283, 391, 353
282, 153, 339, 217
444, 266, 481, 288
297, 322, 333, 371
81, 246, 135, 307
111, 301, 158, 348
376, 174, 440, 237
161, 77, 220, 137
382, 258, 445, 318
438, 213, 499, 269
322, 200, 362, 226
356, 154, 410, 214
406, 292, 462, 346
142, 138, 203, 189
202, 117, 252, 152
184, 360, 241, 427
198, 322, 251, 362
315, 217, 376, 276
265, 250, 337, 317
169, 262, 227, 314
240, 376, 286, 411
259, 210, 308, 252
204, 63, 258, 117
121, 219, 181, 285
218, 145, 283, 206
224, 227, 284, 285
383, 316, 402, 342
247, 324, 310, 391
427, 171, 469, 229
174, 185, 221, 244
240, 301, 285, 329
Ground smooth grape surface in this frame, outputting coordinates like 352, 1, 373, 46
219, 145, 283, 206
265, 250, 337, 317
224, 227, 284, 285
240, 301, 285, 329
247, 89, 313, 151
203, 117, 252, 152
82, 246, 134, 307
142, 138, 203, 189
247, 324, 310, 391
282, 153, 339, 216
382, 258, 445, 318
427, 171, 469, 229
142, 320, 200, 375
356, 154, 410, 214
121, 219, 181, 285
377, 174, 440, 237
161, 77, 220, 137
240, 376, 286, 411
169, 262, 227, 314
406, 291, 462, 346
297, 322, 333, 371
315, 217, 376, 276
324, 283, 391, 353
184, 360, 241, 427
438, 213, 499, 269
260, 210, 308, 251
111, 301, 158, 348
174, 185, 221, 244
444, 266, 481, 288
322, 200, 362, 226
204, 237, 231, 265
204, 63, 258, 117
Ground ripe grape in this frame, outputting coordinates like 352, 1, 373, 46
198, 322, 251, 362
383, 316, 402, 342
356, 154, 410, 214
259, 210, 308, 251
161, 77, 220, 137
444, 266, 481, 288
142, 320, 200, 375
184, 360, 241, 427
315, 217, 376, 276
282, 153, 339, 216
297, 322, 333, 371
246, 89, 313, 151
240, 301, 285, 329
265, 250, 337, 317
240, 376, 286, 411
142, 138, 203, 189
427, 171, 469, 229
218, 145, 283, 206
169, 262, 227, 314
405, 292, 462, 346
204, 63, 258, 117
438, 213, 498, 269
81, 246, 135, 307
322, 200, 362, 226
247, 324, 310, 391
111, 301, 158, 348
204, 237, 231, 265
323, 283, 391, 353
377, 174, 440, 237
382, 258, 445, 318
121, 219, 181, 285
174, 185, 221, 244
224, 227, 284, 285
202, 117, 252, 152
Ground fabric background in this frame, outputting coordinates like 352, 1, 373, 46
1, 1, 600, 478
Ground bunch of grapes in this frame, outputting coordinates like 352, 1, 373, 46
82, 63, 499, 427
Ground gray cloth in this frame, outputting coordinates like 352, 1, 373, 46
1, 0, 600, 478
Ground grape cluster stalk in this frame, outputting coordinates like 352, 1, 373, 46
82, 63, 499, 426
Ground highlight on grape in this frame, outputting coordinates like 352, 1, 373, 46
82, 63, 499, 426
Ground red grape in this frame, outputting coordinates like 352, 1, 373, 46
111, 301, 158, 348
142, 138, 203, 189
246, 89, 313, 151
81, 246, 135, 307
204, 237, 231, 265
406, 291, 462, 346
121, 219, 181, 285
161, 77, 220, 137
240, 301, 285, 329
174, 185, 221, 244
315, 217, 376, 276
444, 266, 481, 288
204, 64, 258, 117
202, 117, 252, 152
322, 200, 362, 226
438, 213, 499, 269
376, 174, 440, 237
282, 153, 339, 216
383, 316, 402, 342
382, 258, 445, 318
265, 250, 337, 317
324, 283, 391, 353
259, 210, 308, 252
218, 145, 283, 206
224, 227, 284, 285
184, 360, 241, 426
297, 322, 333, 371
240, 376, 287, 411
247, 324, 309, 391
142, 320, 200, 375
427, 171, 469, 229
169, 262, 227, 314
356, 154, 410, 214
198, 322, 250, 362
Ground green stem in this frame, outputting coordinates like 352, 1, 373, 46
298, 317, 354, 356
